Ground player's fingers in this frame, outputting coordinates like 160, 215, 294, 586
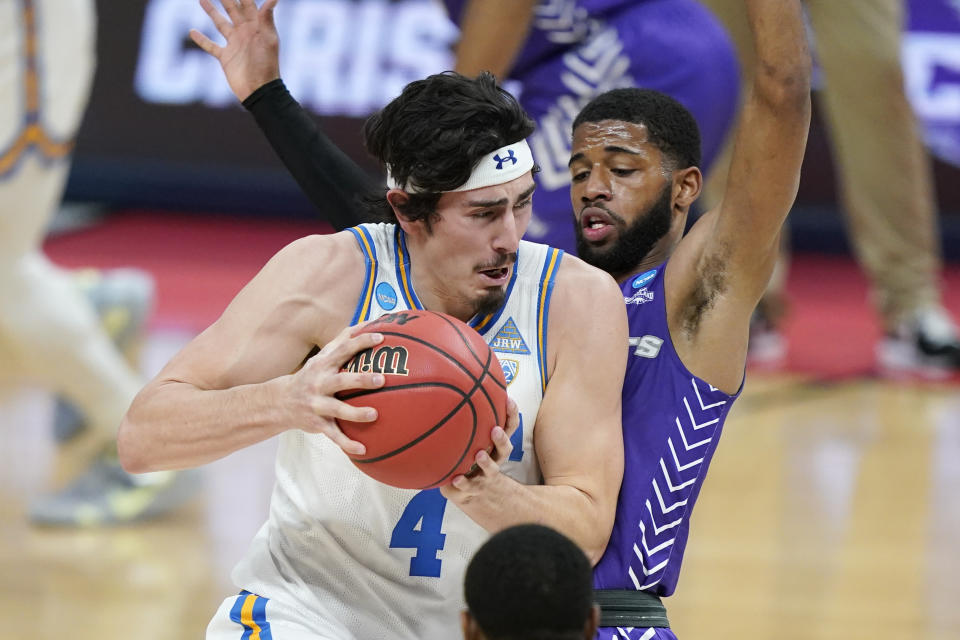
329, 372, 385, 394
503, 397, 519, 436
315, 396, 378, 424
236, 0, 256, 19
220, 0, 241, 24
260, 0, 279, 25
189, 29, 222, 58
472, 446, 501, 476
198, 0, 233, 37
218, 0, 242, 23
323, 330, 384, 368
488, 426, 513, 465
319, 422, 367, 457
446, 474, 470, 492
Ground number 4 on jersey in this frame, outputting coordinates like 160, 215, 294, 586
390, 489, 447, 577
391, 413, 524, 577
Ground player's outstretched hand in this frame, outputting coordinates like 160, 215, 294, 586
189, 0, 280, 102
286, 323, 385, 456
440, 397, 520, 501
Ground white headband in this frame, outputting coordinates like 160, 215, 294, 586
386, 139, 535, 194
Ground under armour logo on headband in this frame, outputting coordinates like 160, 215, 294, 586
386, 139, 534, 193
493, 150, 518, 170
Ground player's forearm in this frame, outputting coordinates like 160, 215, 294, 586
746, 0, 811, 105
714, 0, 811, 266
455, 478, 615, 564
117, 377, 291, 473
453, 0, 538, 79
243, 79, 374, 231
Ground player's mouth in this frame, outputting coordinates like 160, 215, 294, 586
477, 265, 511, 286
580, 206, 617, 243
476, 255, 516, 286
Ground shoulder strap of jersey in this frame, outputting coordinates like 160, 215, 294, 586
347, 224, 379, 325
536, 248, 564, 392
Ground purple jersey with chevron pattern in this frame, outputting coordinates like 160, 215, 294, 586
442, 0, 639, 76
593, 263, 740, 622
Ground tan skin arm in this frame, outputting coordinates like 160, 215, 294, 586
452, 0, 539, 80
441, 257, 627, 564
190, 0, 280, 102
117, 233, 386, 472
665, 0, 811, 393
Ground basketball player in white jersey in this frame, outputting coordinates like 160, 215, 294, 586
117, 50, 629, 638
0, 0, 194, 525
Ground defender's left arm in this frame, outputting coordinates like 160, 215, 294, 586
667, 0, 811, 392
441, 258, 627, 563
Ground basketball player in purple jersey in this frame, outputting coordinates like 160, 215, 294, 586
191, 0, 809, 636
444, 0, 740, 255
564, 0, 809, 633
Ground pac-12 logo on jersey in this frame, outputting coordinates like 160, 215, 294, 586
490, 318, 531, 355
629, 335, 664, 359
500, 359, 519, 385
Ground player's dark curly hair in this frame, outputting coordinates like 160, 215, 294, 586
573, 88, 701, 170
361, 71, 535, 225
464, 524, 594, 640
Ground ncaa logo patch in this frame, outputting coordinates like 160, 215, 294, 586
631, 269, 657, 289
500, 359, 519, 386
375, 282, 398, 310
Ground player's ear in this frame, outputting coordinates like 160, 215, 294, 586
387, 189, 419, 235
386, 188, 410, 219
584, 603, 601, 639
673, 165, 702, 212
461, 610, 483, 640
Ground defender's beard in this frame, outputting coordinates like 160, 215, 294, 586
574, 184, 672, 278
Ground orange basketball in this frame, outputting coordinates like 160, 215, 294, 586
336, 310, 508, 489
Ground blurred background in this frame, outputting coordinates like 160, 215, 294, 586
2, 0, 960, 638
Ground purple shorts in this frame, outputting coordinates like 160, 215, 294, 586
596, 626, 679, 640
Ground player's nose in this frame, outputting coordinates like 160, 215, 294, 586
492, 210, 522, 253
582, 169, 612, 202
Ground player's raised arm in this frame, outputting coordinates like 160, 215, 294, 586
665, 0, 811, 392
452, 0, 539, 80
442, 258, 627, 563
117, 233, 385, 472
710, 0, 811, 262
190, 0, 373, 230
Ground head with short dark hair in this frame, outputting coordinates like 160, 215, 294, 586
568, 88, 704, 280
362, 71, 535, 226
572, 88, 701, 171
462, 524, 598, 640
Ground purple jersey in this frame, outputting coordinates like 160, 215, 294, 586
592, 263, 741, 638
443, 0, 641, 76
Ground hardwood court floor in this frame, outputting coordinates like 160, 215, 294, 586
2, 342, 959, 639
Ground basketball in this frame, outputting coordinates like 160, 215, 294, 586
336, 310, 509, 489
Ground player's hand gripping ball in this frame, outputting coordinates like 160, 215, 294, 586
336, 310, 508, 489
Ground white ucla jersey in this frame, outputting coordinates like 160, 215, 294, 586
228, 223, 564, 639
